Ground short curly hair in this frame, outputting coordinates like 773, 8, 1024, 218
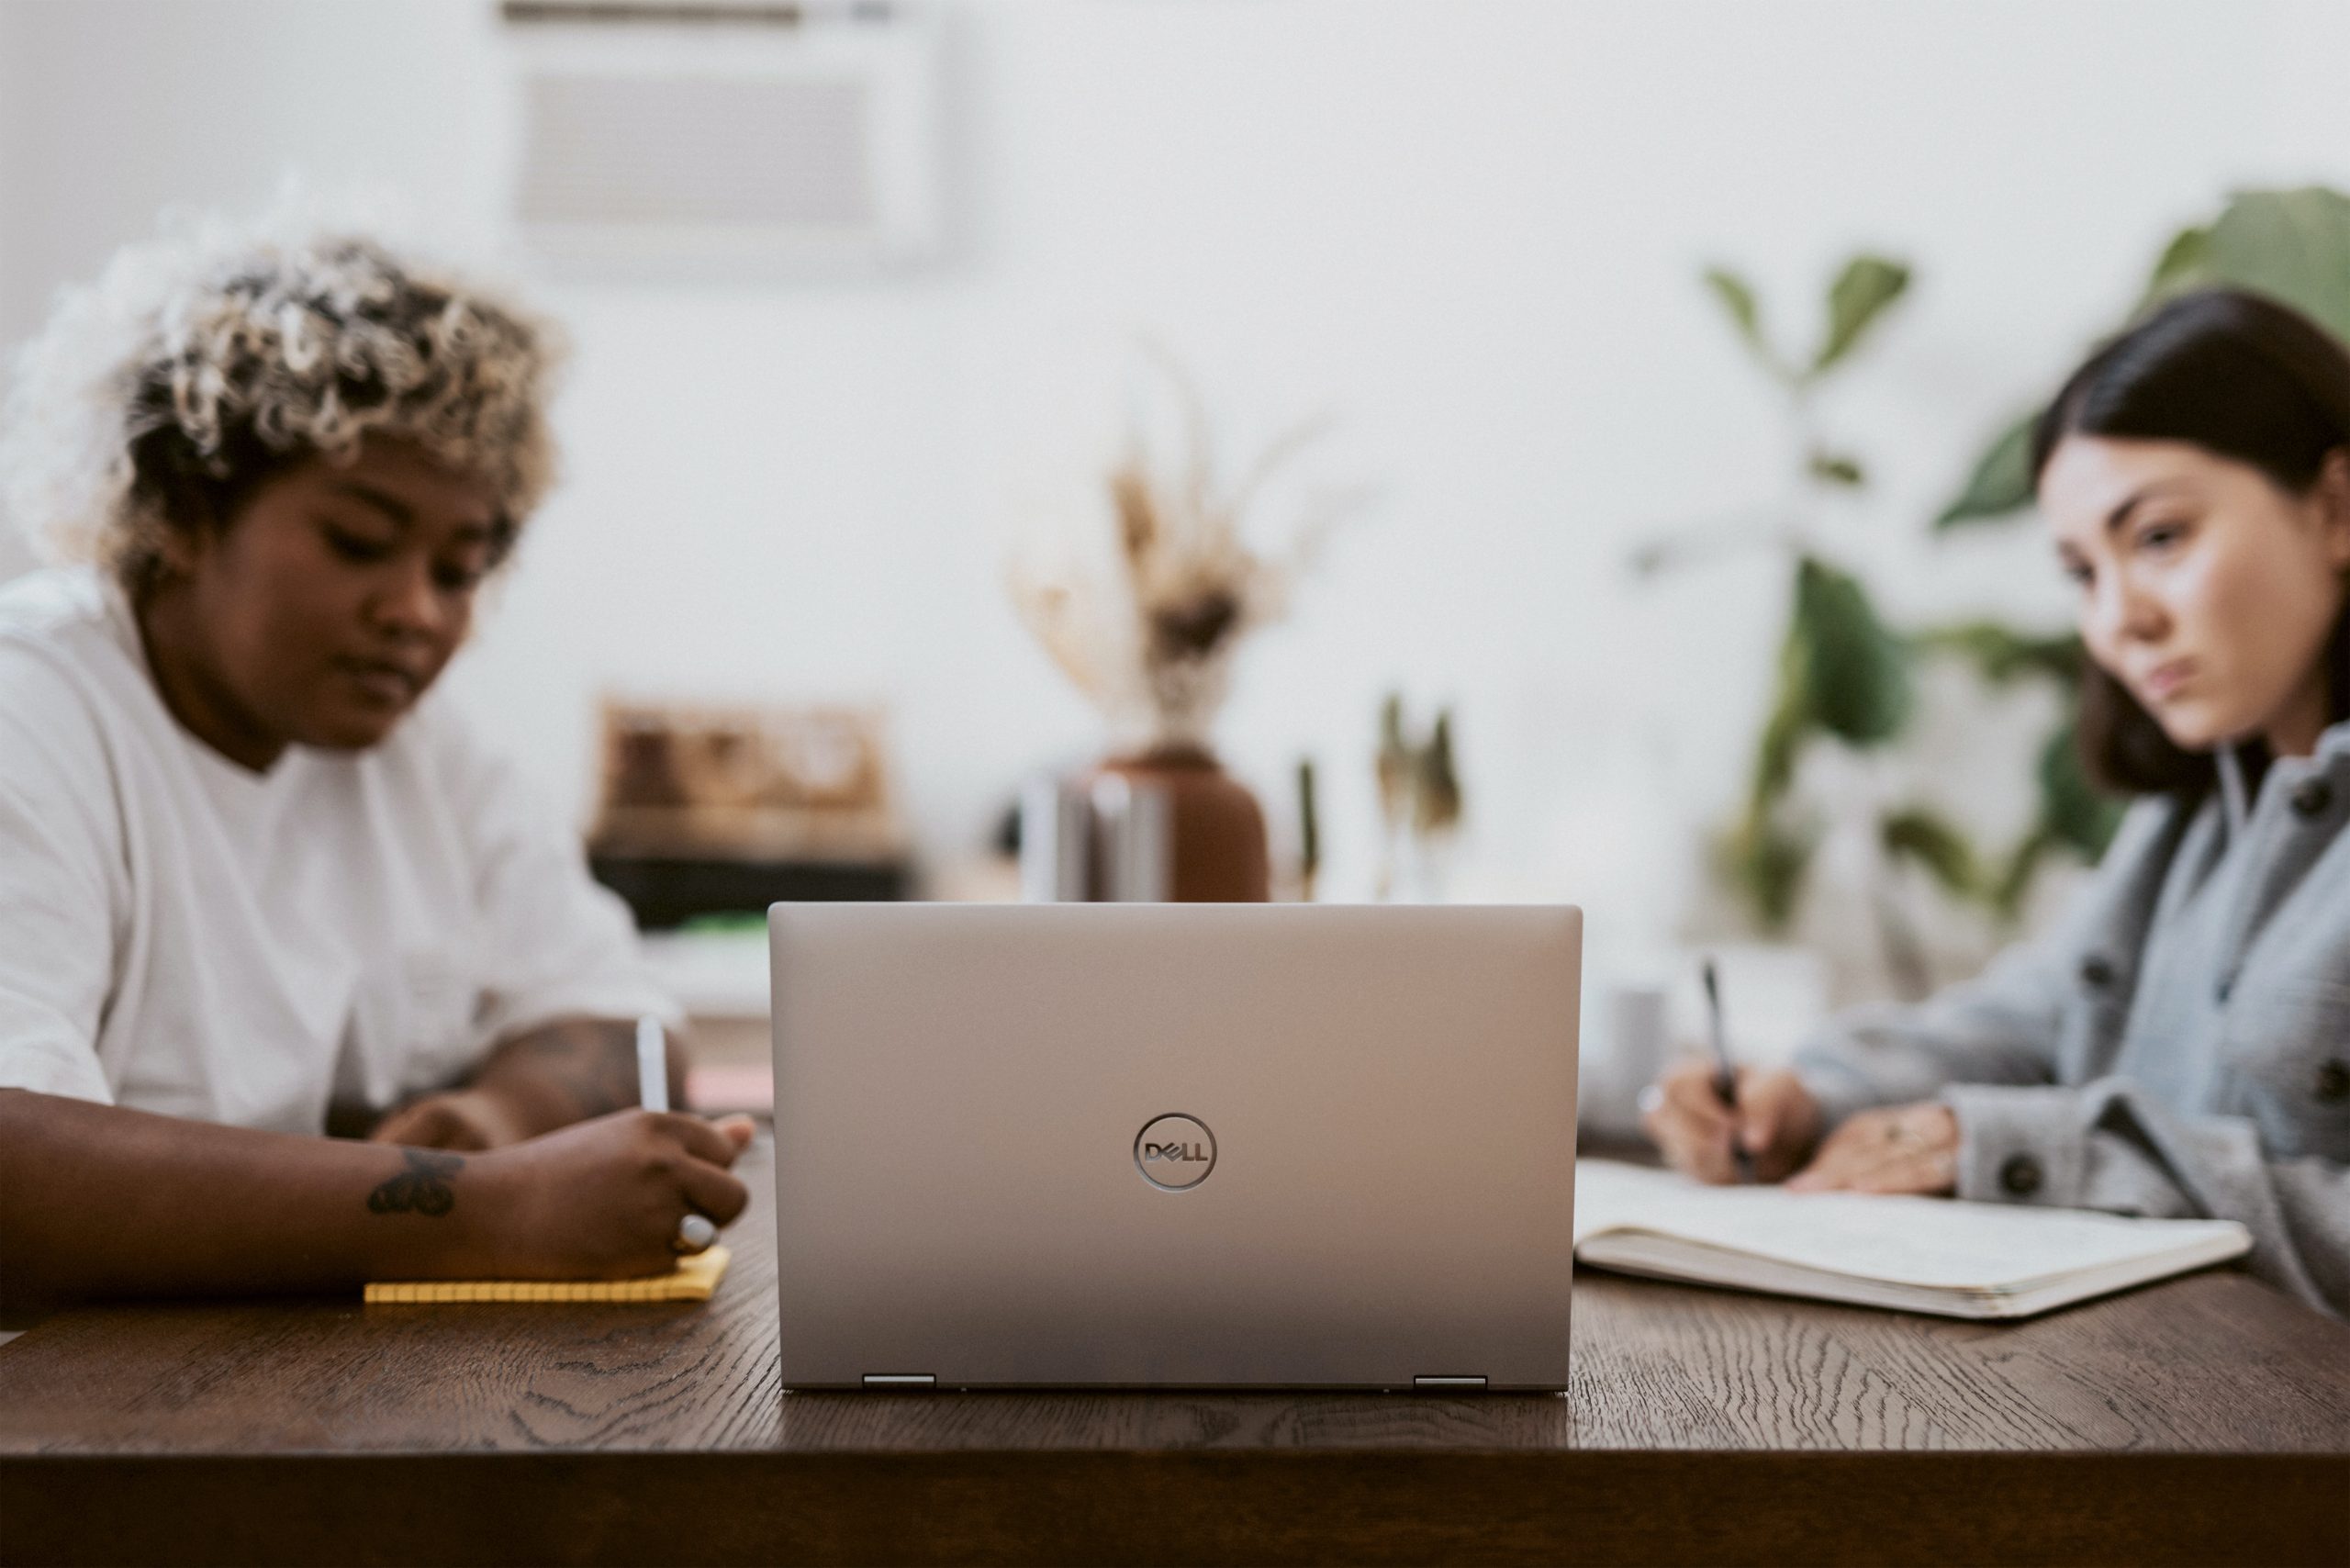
1, 215, 563, 592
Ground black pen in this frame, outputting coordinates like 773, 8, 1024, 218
1702, 959, 1753, 1182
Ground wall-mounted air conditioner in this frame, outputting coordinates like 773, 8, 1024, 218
500, 0, 943, 278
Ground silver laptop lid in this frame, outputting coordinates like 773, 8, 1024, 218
768, 902, 1581, 1390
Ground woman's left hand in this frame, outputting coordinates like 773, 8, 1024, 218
369, 1088, 534, 1151
1785, 1101, 1960, 1195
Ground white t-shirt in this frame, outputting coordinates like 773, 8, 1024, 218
0, 566, 674, 1134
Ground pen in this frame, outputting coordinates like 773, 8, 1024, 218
1701, 959, 1753, 1182
636, 1015, 668, 1114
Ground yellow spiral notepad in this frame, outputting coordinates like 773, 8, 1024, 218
364, 1245, 730, 1304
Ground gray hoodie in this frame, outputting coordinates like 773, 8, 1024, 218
1796, 719, 2350, 1318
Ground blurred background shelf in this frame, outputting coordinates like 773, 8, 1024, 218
588, 850, 908, 930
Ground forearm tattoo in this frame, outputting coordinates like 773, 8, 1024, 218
367, 1148, 464, 1217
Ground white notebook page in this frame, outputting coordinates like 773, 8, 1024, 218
1573, 1159, 2250, 1292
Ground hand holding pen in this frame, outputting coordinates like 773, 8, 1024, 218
1701, 959, 1754, 1182
1637, 960, 1825, 1185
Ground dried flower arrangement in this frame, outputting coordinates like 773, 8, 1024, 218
1011, 352, 1360, 756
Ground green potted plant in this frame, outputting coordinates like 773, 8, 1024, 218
1655, 186, 2350, 995
1642, 251, 1981, 996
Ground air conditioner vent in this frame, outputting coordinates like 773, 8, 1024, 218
520, 75, 873, 230
502, 0, 940, 278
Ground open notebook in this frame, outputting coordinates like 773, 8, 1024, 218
1573, 1159, 2251, 1319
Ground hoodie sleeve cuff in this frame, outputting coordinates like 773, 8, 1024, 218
1943, 1083, 2087, 1206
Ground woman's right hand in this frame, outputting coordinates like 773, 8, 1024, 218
459, 1110, 755, 1279
1639, 1062, 1820, 1183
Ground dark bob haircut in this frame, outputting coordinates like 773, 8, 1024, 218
2031, 288, 2350, 798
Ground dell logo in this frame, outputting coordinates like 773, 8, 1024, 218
1135, 1114, 1216, 1191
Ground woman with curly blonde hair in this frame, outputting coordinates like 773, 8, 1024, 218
0, 220, 750, 1316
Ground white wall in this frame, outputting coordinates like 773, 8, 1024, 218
4, 0, 2347, 979
0, 0, 27, 584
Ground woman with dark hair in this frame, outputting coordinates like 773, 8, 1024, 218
1643, 289, 2350, 1318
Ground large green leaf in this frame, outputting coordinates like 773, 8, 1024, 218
1936, 186, 2350, 530
1934, 410, 2038, 529
1880, 805, 1980, 900
1791, 555, 1912, 745
2143, 221, 2215, 299
1809, 255, 1911, 377
1702, 265, 1789, 380
1807, 450, 1867, 487
1910, 622, 2082, 687
1750, 659, 1809, 811
1722, 566, 1858, 933
1721, 808, 1817, 932
2199, 186, 2350, 342
1990, 823, 2055, 922
2038, 719, 2124, 861
1989, 722, 2124, 919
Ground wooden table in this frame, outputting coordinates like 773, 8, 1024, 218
4, 1135, 2345, 1566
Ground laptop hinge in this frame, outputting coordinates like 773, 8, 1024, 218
863, 1373, 936, 1388
1413, 1375, 1488, 1390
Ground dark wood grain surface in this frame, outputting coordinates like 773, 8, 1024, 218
5, 1132, 2347, 1565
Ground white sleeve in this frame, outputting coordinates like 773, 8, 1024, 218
434, 708, 679, 1048
0, 652, 121, 1104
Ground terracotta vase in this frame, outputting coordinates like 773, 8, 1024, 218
1089, 744, 1270, 902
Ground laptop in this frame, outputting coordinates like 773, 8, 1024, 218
767, 902, 1582, 1391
